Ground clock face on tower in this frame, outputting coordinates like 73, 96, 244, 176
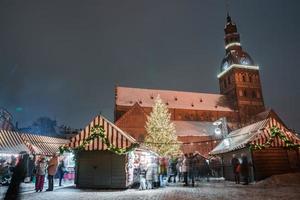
222, 60, 229, 71
241, 57, 249, 65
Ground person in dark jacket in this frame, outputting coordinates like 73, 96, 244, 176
231, 154, 240, 184
240, 153, 249, 185
4, 152, 28, 200
182, 154, 188, 186
57, 159, 66, 186
168, 157, 178, 183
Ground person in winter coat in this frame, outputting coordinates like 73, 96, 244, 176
146, 162, 153, 189
46, 153, 58, 191
182, 154, 188, 186
57, 159, 66, 186
240, 153, 250, 185
4, 152, 27, 200
152, 158, 159, 188
176, 155, 183, 182
231, 154, 240, 184
139, 164, 147, 190
35, 157, 47, 192
188, 153, 197, 187
159, 157, 168, 187
168, 157, 178, 183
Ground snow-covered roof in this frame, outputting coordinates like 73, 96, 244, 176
210, 119, 269, 155
69, 115, 137, 151
210, 116, 300, 155
173, 121, 216, 137
116, 86, 233, 112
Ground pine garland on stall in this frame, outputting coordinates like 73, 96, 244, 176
249, 126, 300, 150
144, 95, 181, 156
59, 125, 139, 161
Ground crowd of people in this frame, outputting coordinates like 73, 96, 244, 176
34, 153, 67, 192
136, 151, 253, 190
1, 152, 68, 200
0, 155, 18, 186
137, 152, 222, 190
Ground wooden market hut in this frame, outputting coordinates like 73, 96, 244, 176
210, 112, 300, 182
68, 115, 151, 189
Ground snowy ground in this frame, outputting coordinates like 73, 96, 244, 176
2, 174, 300, 200
20, 180, 300, 200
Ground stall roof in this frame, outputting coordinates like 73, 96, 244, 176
21, 133, 68, 155
0, 130, 29, 154
210, 117, 300, 155
69, 115, 137, 151
0, 130, 67, 155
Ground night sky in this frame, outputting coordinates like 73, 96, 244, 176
1, 0, 299, 132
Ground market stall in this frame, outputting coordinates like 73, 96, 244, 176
67, 115, 158, 189
210, 114, 300, 181
0, 130, 72, 183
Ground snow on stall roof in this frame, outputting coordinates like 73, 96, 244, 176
173, 121, 216, 136
210, 119, 269, 155
116, 86, 233, 112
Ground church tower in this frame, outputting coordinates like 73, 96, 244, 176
218, 14, 265, 123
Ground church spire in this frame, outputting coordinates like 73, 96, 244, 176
219, 13, 256, 74
224, 13, 241, 51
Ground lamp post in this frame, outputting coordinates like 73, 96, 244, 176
213, 117, 228, 139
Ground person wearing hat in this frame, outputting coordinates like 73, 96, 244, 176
46, 153, 58, 191
35, 157, 47, 192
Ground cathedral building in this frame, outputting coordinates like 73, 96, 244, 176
114, 14, 272, 156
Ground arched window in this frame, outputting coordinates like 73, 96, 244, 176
243, 90, 247, 97
242, 75, 246, 82
256, 91, 261, 98
249, 75, 252, 82
252, 91, 256, 98
228, 76, 231, 84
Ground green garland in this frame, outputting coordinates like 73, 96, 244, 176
249, 126, 300, 150
59, 125, 139, 158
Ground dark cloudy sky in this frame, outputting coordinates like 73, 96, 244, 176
0, 0, 299, 131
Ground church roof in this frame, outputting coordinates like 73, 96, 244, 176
116, 86, 234, 112
173, 121, 216, 137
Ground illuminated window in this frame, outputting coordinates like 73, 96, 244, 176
239, 90, 243, 96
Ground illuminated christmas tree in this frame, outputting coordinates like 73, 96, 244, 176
144, 95, 181, 156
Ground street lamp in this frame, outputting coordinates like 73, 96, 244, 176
213, 117, 228, 139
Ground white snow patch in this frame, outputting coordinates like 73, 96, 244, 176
255, 173, 300, 187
